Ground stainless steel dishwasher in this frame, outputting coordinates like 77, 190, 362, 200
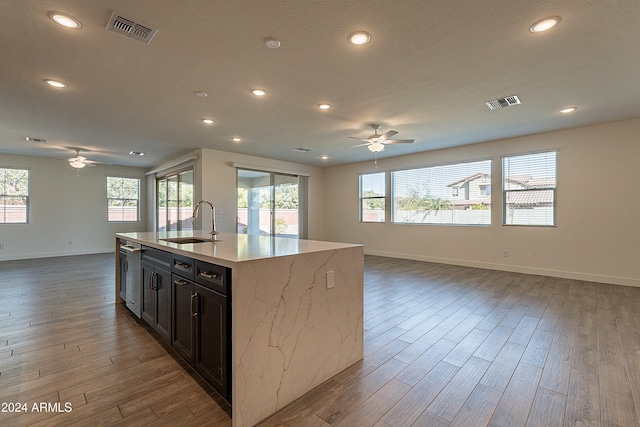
119, 241, 142, 317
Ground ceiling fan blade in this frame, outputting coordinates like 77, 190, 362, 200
379, 130, 398, 141
384, 139, 414, 144
348, 142, 372, 149
347, 136, 369, 141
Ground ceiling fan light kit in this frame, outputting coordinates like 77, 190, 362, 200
68, 148, 98, 169
368, 142, 385, 153
69, 159, 86, 169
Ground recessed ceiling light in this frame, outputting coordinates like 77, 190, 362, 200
321, 155, 329, 160
348, 31, 371, 45
232, 137, 241, 142
251, 89, 266, 96
202, 119, 214, 124
44, 79, 67, 88
129, 151, 145, 156
530, 16, 561, 33
264, 38, 281, 49
194, 91, 208, 97
317, 103, 331, 110
48, 12, 82, 29
559, 106, 577, 114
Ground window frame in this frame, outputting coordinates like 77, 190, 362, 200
0, 167, 30, 224
391, 159, 492, 226
106, 176, 140, 222
359, 172, 386, 223
502, 150, 557, 227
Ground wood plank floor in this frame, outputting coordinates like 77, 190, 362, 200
1, 254, 639, 426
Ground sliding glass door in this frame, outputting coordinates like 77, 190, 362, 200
237, 169, 302, 238
157, 168, 194, 231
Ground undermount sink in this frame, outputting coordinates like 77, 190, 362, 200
161, 237, 215, 244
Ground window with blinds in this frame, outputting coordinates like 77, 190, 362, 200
391, 160, 492, 225
0, 167, 29, 223
359, 172, 386, 222
502, 151, 557, 226
107, 176, 140, 222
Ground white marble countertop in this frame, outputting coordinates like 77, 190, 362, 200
116, 231, 361, 266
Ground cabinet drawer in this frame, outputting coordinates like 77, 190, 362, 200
172, 254, 195, 281
141, 246, 171, 268
195, 260, 230, 295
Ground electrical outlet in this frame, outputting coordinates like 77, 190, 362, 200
326, 271, 335, 289
0, 243, 5, 250
69, 240, 74, 246
503, 250, 508, 257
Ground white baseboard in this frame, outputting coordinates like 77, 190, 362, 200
364, 249, 640, 288
0, 248, 113, 262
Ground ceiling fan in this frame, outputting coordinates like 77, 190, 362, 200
348, 124, 414, 153
68, 148, 98, 169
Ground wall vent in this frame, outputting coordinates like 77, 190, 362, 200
486, 95, 521, 110
106, 12, 157, 45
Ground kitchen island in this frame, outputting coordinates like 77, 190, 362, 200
115, 231, 364, 427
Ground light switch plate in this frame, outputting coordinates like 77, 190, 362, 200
326, 270, 335, 289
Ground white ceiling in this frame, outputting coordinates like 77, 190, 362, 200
1, 1, 639, 168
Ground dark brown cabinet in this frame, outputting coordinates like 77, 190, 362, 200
171, 256, 231, 401
172, 273, 195, 362
141, 247, 172, 344
194, 282, 229, 398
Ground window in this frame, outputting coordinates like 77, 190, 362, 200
107, 177, 140, 222
503, 151, 557, 226
157, 169, 193, 231
359, 172, 385, 222
0, 167, 29, 223
392, 160, 492, 225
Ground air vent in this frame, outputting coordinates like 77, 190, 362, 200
25, 137, 47, 143
293, 147, 313, 152
106, 12, 157, 45
486, 95, 521, 110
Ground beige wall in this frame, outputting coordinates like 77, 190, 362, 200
196, 148, 325, 239
322, 118, 640, 287
0, 153, 147, 261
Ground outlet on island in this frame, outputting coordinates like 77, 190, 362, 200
326, 270, 335, 289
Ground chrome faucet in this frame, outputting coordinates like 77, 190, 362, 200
193, 200, 218, 239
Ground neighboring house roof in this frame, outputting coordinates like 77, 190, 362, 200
506, 189, 555, 206
447, 172, 490, 187
505, 175, 555, 188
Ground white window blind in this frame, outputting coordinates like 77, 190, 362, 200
360, 172, 385, 222
0, 167, 29, 224
502, 151, 557, 226
107, 176, 140, 222
392, 160, 491, 225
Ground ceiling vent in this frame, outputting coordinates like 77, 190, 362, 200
486, 95, 521, 111
106, 12, 157, 45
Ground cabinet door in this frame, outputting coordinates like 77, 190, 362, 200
172, 274, 195, 363
194, 284, 229, 399
140, 261, 156, 327
155, 267, 172, 344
